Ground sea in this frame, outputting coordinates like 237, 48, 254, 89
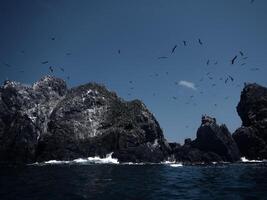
0, 155, 267, 200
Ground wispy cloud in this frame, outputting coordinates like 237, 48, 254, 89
178, 80, 197, 90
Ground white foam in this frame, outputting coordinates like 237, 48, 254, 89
240, 157, 264, 163
35, 153, 119, 165
161, 160, 183, 167
44, 160, 70, 164
169, 163, 183, 167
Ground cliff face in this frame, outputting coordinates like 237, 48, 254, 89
233, 83, 267, 160
171, 115, 240, 163
1, 76, 266, 164
0, 76, 170, 164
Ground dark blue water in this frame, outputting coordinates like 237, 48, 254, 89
0, 163, 267, 200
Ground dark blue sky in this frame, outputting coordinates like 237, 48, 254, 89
1, 0, 267, 142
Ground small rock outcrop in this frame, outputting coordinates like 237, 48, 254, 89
0, 76, 170, 164
171, 115, 240, 163
233, 83, 267, 160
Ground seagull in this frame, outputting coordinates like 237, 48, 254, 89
49, 66, 53, 73
239, 51, 244, 56
228, 75, 234, 82
51, 37, 56, 41
183, 41, 187, 46
2, 62, 11, 67
231, 56, 237, 65
118, 49, 121, 54
250, 67, 259, 71
41, 61, 49, 64
206, 60, 210, 66
66, 52, 71, 56
171, 45, 177, 54
212, 83, 216, 87
198, 38, 203, 45
172, 96, 177, 100
158, 56, 168, 59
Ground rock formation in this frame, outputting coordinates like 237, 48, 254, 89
0, 76, 170, 164
171, 115, 240, 163
233, 83, 267, 160
1, 76, 266, 164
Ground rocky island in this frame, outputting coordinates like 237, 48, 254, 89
0, 76, 266, 164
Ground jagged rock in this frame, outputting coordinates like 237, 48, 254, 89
193, 115, 240, 162
0, 76, 170, 164
233, 83, 267, 160
171, 115, 240, 163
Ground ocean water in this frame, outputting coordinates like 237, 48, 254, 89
0, 161, 267, 200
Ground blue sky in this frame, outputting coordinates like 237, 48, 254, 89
0, 0, 267, 142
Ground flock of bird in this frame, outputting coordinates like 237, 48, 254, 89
0, 0, 261, 131
1, 32, 261, 107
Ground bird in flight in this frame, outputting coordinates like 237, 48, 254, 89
198, 38, 203, 45
206, 60, 210, 66
158, 56, 168, 59
118, 49, 121, 54
2, 62, 11, 67
228, 75, 234, 82
41, 61, 49, 64
231, 56, 237, 64
49, 66, 54, 73
183, 41, 187, 46
239, 51, 244, 56
51, 37, 55, 41
66, 52, 71, 56
171, 45, 177, 54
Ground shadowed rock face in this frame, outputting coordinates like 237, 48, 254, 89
193, 115, 240, 162
233, 83, 267, 160
171, 115, 240, 163
0, 76, 170, 164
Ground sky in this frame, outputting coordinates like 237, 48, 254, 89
0, 0, 267, 143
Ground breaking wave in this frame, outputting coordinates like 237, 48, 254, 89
30, 153, 119, 166
240, 157, 265, 163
